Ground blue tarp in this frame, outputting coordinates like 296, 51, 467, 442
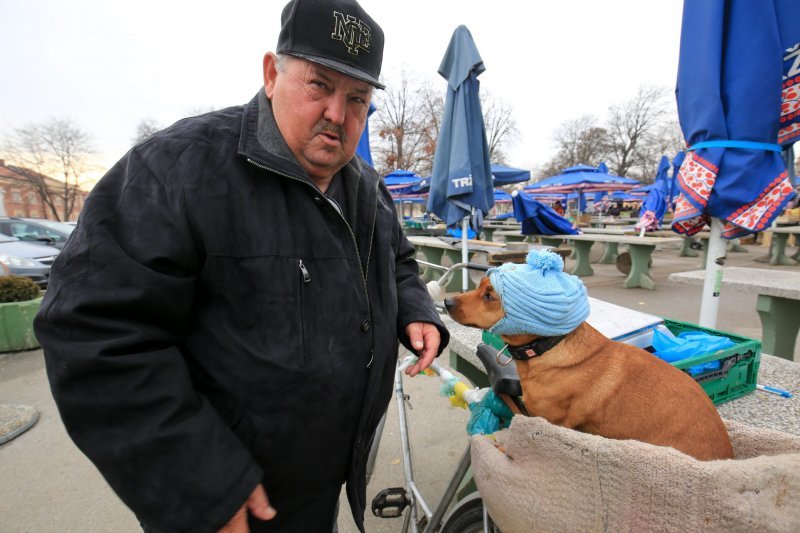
427, 25, 494, 228
672, 0, 797, 239
512, 192, 580, 236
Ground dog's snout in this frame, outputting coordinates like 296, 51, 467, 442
443, 297, 456, 313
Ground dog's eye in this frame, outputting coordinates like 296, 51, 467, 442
483, 292, 495, 302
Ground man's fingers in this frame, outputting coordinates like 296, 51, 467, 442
405, 323, 440, 376
247, 484, 277, 521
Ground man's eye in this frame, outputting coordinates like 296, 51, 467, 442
311, 80, 327, 90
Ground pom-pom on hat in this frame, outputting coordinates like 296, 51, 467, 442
487, 249, 590, 336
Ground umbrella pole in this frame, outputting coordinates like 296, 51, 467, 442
698, 217, 726, 328
461, 216, 469, 292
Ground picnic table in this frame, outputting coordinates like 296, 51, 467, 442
670, 267, 800, 361
541, 234, 682, 289
441, 311, 799, 435
754, 226, 800, 266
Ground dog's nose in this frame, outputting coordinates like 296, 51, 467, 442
443, 297, 455, 312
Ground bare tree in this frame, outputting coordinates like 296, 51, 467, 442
482, 92, 519, 164
2, 118, 94, 221
371, 69, 521, 176
133, 118, 162, 144
371, 71, 434, 175
538, 115, 610, 179
605, 86, 670, 179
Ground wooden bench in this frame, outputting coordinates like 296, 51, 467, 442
541, 234, 682, 289
669, 267, 800, 361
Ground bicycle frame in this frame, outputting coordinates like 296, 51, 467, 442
368, 261, 494, 533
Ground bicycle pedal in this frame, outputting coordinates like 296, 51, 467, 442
371, 487, 410, 518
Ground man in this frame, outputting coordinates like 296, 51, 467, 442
34, 0, 448, 531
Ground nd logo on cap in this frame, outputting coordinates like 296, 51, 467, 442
331, 11, 372, 55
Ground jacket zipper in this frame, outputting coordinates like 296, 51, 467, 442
246, 158, 374, 325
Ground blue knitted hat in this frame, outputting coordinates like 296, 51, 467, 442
487, 249, 590, 336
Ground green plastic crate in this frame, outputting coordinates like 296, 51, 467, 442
480, 319, 760, 406
661, 319, 760, 405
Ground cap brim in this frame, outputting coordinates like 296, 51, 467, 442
283, 51, 385, 90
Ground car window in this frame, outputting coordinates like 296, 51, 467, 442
8, 222, 66, 242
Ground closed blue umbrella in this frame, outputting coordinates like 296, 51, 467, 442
427, 25, 494, 290
673, 0, 799, 327
512, 192, 580, 236
654, 155, 671, 198
669, 151, 685, 208
427, 25, 494, 226
355, 102, 376, 167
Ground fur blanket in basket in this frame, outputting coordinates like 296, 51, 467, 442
471, 416, 800, 533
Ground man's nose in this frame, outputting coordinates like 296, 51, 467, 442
323, 95, 347, 125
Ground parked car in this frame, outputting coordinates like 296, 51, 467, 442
0, 217, 75, 250
0, 233, 59, 288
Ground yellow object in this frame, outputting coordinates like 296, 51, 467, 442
422, 368, 436, 377
448, 382, 470, 409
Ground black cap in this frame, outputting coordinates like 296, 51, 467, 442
277, 0, 385, 89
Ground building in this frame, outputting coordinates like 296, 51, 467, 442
0, 159, 89, 220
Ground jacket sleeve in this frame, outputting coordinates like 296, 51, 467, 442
34, 144, 263, 533
380, 186, 450, 355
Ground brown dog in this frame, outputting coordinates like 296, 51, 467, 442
445, 277, 734, 461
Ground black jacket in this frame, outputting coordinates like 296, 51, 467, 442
35, 90, 449, 532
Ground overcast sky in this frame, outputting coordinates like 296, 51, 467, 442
0, 0, 684, 176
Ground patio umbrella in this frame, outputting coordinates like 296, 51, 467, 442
525, 164, 640, 195
491, 163, 531, 186
672, 0, 799, 327
355, 102, 376, 167
427, 25, 494, 291
635, 182, 668, 234
511, 191, 580, 236
669, 151, 686, 209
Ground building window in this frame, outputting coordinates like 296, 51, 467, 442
12, 191, 22, 203
28, 193, 38, 205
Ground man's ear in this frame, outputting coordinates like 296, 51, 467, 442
263, 52, 278, 100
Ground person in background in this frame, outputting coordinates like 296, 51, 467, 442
552, 201, 565, 217
34, 0, 448, 531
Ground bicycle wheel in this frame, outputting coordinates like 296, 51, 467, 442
440, 496, 501, 533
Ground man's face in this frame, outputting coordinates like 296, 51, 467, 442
264, 53, 373, 183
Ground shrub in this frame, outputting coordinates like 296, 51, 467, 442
0, 275, 41, 303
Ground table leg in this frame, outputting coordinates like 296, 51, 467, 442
568, 240, 576, 259
503, 234, 527, 243
756, 295, 800, 361
679, 236, 699, 257
539, 237, 564, 248
699, 237, 710, 267
623, 244, 657, 289
754, 238, 775, 264
568, 241, 594, 277
481, 227, 497, 242
769, 234, 799, 265
415, 246, 444, 283
727, 238, 747, 253
598, 242, 619, 264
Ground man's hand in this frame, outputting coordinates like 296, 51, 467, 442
218, 484, 276, 533
405, 322, 441, 376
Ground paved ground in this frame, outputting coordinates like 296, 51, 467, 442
1, 240, 797, 532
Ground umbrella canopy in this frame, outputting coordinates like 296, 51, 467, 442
355, 102, 377, 167
511, 192, 580, 236
384, 169, 424, 196
427, 25, 494, 227
636, 187, 668, 231
671, 0, 797, 239
491, 164, 531, 186
525, 164, 640, 194
494, 189, 513, 203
